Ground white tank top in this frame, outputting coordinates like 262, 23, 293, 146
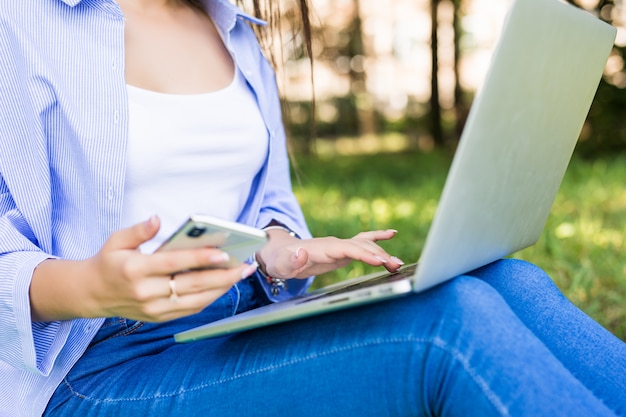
121, 69, 268, 253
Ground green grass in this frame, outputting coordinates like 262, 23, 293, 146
291, 147, 626, 341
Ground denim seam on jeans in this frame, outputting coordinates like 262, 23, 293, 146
88, 321, 145, 349
230, 284, 241, 315
57, 336, 508, 416
99, 318, 126, 329
427, 336, 508, 416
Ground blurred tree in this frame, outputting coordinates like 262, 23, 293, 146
452, 0, 469, 140
348, 0, 377, 137
277, 0, 626, 156
430, 0, 443, 146
566, 0, 626, 156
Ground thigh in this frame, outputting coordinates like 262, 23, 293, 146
471, 259, 626, 415
45, 275, 615, 417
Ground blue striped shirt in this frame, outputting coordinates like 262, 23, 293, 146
0, 0, 311, 415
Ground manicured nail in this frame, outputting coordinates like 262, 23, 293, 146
387, 229, 398, 234
145, 215, 158, 228
391, 256, 405, 265
375, 255, 388, 263
295, 247, 302, 259
209, 252, 230, 264
241, 262, 258, 279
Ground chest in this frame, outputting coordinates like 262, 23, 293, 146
124, 70, 268, 185
120, 1, 234, 94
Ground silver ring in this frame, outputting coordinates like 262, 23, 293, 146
169, 275, 179, 303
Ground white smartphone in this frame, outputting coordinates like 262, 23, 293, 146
155, 215, 268, 269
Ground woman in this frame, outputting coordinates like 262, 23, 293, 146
0, 0, 623, 415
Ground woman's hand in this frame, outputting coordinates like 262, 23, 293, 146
30, 216, 257, 323
256, 228, 404, 280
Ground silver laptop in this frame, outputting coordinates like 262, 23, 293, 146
175, 0, 616, 343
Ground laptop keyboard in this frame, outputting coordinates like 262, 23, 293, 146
297, 264, 417, 304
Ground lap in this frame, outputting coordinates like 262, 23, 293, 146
45, 260, 616, 417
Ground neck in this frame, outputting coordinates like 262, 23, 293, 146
117, 0, 190, 10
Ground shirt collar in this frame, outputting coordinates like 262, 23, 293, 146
57, 0, 267, 29
206, 0, 267, 33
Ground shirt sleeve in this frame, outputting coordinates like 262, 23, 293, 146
0, 23, 75, 375
232, 20, 314, 300
255, 79, 315, 300
0, 185, 74, 375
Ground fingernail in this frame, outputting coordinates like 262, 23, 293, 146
391, 256, 405, 265
145, 215, 158, 228
295, 247, 302, 259
387, 229, 398, 234
375, 255, 388, 263
241, 262, 258, 279
209, 252, 230, 264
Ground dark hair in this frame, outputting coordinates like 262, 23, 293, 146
188, 0, 313, 63
244, 0, 313, 62
191, 0, 316, 150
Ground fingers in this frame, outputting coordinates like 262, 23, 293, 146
286, 246, 309, 277
167, 263, 258, 300
274, 232, 404, 279
146, 249, 234, 277
339, 242, 404, 271
127, 262, 259, 323
91, 216, 263, 322
352, 229, 398, 242
103, 215, 161, 251
344, 230, 402, 265
351, 231, 403, 265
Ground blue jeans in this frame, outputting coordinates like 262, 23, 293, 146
44, 259, 625, 416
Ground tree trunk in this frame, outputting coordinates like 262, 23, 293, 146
452, 0, 468, 141
430, 0, 443, 146
350, 0, 377, 137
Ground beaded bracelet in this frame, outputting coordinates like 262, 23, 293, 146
258, 223, 297, 296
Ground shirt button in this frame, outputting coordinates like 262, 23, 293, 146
107, 187, 114, 200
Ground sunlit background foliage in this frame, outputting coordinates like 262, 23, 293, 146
256, 0, 626, 339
